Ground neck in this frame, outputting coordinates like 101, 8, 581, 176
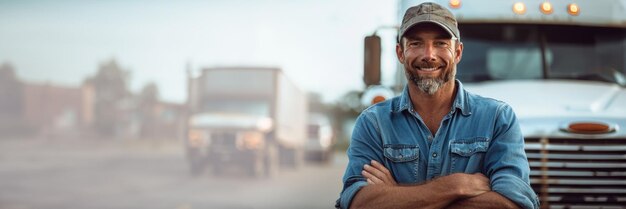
408, 80, 456, 114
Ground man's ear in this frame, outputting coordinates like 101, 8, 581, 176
396, 43, 405, 63
455, 41, 463, 63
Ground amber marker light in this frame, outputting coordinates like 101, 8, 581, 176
567, 3, 580, 16
449, 0, 461, 9
513, 2, 527, 15
563, 122, 614, 134
371, 95, 386, 105
540, 2, 553, 14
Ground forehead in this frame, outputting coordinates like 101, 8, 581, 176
403, 22, 452, 40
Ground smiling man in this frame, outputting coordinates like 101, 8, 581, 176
336, 2, 539, 209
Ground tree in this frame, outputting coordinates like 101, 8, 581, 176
138, 82, 159, 138
92, 59, 130, 137
0, 62, 25, 136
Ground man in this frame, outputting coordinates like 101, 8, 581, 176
336, 2, 539, 209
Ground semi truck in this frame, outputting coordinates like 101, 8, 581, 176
185, 67, 307, 177
363, 0, 626, 208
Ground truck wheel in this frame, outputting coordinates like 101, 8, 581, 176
279, 146, 303, 169
248, 150, 265, 178
323, 149, 334, 163
187, 148, 205, 176
264, 143, 279, 178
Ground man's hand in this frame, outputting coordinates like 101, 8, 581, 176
362, 160, 397, 186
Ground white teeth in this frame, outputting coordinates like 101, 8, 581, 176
419, 67, 438, 72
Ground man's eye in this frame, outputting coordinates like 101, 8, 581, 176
408, 42, 422, 47
435, 42, 449, 47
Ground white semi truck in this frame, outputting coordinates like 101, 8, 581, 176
363, 0, 626, 208
185, 67, 307, 177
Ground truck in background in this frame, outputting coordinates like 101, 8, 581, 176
304, 113, 335, 162
363, 0, 626, 208
185, 67, 307, 177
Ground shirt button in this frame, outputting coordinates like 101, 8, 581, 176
427, 136, 433, 140
432, 152, 438, 157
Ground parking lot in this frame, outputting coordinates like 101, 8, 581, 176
0, 138, 348, 209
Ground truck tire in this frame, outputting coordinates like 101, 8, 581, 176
210, 158, 223, 176
264, 142, 279, 178
247, 150, 265, 178
279, 146, 303, 169
323, 149, 334, 163
187, 148, 205, 176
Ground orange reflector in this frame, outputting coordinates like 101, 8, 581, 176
540, 2, 553, 14
566, 122, 611, 134
567, 3, 580, 16
513, 2, 526, 15
449, 0, 461, 9
371, 95, 386, 105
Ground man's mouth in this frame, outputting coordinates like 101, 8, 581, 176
417, 67, 440, 72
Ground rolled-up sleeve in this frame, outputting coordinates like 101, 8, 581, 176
485, 104, 540, 209
336, 112, 385, 209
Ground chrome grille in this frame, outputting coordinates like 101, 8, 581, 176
211, 132, 238, 146
525, 137, 626, 209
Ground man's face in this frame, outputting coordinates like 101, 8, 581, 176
396, 23, 463, 95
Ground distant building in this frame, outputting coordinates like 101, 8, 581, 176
1, 60, 185, 140
21, 82, 93, 138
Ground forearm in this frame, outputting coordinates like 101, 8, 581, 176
444, 191, 520, 209
350, 184, 460, 209
350, 172, 491, 209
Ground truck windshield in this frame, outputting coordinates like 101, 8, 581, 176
197, 69, 274, 116
457, 24, 626, 86
200, 100, 270, 117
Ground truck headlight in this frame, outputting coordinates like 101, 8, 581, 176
188, 130, 205, 148
256, 117, 273, 132
238, 132, 264, 150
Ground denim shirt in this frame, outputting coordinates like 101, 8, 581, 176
336, 80, 539, 209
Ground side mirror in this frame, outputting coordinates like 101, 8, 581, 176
364, 35, 382, 87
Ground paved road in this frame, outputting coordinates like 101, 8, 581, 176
0, 138, 348, 209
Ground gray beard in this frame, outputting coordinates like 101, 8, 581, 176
407, 65, 456, 95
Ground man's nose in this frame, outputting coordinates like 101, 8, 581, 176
421, 44, 437, 62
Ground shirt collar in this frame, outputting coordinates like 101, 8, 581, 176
394, 79, 471, 116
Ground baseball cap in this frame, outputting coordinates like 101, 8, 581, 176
398, 2, 460, 42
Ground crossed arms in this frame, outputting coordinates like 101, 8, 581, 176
338, 105, 539, 209
349, 160, 520, 209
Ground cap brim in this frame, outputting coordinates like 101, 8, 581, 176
399, 19, 457, 41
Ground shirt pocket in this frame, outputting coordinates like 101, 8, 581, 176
383, 144, 420, 183
449, 137, 489, 173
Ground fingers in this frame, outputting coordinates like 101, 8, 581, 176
363, 164, 387, 182
362, 169, 383, 184
362, 160, 397, 186
370, 160, 391, 176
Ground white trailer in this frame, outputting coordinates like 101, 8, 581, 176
185, 67, 307, 177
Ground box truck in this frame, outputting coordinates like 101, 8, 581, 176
185, 67, 307, 177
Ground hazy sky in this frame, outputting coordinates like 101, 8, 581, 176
0, 0, 398, 103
